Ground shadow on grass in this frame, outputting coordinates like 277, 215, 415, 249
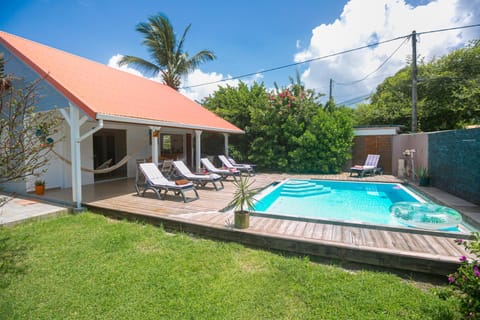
0, 232, 28, 288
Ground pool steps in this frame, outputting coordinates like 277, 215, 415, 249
280, 181, 331, 197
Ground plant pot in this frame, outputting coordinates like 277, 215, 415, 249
35, 185, 45, 195
234, 210, 250, 229
419, 177, 430, 187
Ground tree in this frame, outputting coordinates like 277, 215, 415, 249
354, 67, 412, 128
354, 41, 480, 131
204, 75, 354, 173
118, 13, 216, 90
420, 40, 480, 130
250, 77, 353, 172
202, 81, 268, 161
0, 57, 61, 187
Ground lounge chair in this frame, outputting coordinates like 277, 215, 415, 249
228, 156, 256, 171
349, 154, 382, 177
173, 160, 224, 191
218, 155, 254, 176
200, 158, 240, 181
135, 163, 199, 202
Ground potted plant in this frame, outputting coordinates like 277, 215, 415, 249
228, 175, 258, 229
34, 179, 45, 195
418, 167, 430, 186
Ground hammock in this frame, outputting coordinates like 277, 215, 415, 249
50, 148, 138, 174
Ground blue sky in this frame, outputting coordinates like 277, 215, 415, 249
1, 0, 479, 104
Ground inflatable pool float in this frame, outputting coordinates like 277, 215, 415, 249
390, 202, 462, 230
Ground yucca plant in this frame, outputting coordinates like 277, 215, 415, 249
228, 175, 258, 229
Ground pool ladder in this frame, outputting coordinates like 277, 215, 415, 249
280, 180, 331, 197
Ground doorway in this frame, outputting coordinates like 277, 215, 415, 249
93, 129, 127, 181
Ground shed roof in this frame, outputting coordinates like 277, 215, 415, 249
0, 31, 243, 134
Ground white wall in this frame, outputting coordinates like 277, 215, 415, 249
102, 122, 151, 178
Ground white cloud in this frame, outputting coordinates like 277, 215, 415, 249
107, 54, 145, 78
107, 54, 253, 102
179, 69, 240, 102
180, 70, 264, 102
295, 0, 480, 106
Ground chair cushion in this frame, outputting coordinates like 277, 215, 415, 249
175, 179, 190, 185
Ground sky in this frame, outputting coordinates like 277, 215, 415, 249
1, 0, 479, 106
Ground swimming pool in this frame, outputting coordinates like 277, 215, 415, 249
253, 179, 468, 232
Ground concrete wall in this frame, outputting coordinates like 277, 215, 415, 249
429, 128, 480, 205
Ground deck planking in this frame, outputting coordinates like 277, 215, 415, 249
41, 172, 474, 275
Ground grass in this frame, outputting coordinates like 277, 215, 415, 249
0, 212, 461, 319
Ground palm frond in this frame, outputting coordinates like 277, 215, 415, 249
187, 50, 216, 70
117, 56, 160, 76
123, 13, 216, 89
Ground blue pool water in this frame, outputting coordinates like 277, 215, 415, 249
253, 179, 463, 231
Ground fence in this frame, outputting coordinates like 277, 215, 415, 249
428, 127, 480, 205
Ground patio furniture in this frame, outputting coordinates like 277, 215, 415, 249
135, 163, 199, 202
228, 156, 256, 169
200, 158, 240, 181
160, 159, 175, 178
349, 154, 382, 177
173, 160, 224, 191
218, 155, 255, 176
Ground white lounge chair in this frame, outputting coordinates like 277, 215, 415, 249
218, 155, 254, 176
228, 156, 256, 170
200, 158, 240, 181
136, 163, 199, 202
349, 154, 382, 177
173, 161, 224, 191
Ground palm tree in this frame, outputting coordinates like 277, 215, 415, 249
118, 13, 216, 90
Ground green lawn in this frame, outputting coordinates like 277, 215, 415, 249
0, 213, 460, 319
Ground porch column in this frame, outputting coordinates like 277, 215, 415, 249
223, 133, 229, 157
182, 134, 187, 162
195, 130, 202, 172
59, 104, 86, 210
150, 127, 161, 166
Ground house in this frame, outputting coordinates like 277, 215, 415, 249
0, 31, 243, 208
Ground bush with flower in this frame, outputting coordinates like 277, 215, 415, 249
448, 232, 480, 319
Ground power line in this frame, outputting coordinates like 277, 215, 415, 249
181, 23, 480, 90
334, 36, 409, 86
417, 23, 480, 36
336, 93, 372, 106
181, 35, 408, 89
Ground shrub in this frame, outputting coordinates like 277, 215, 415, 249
448, 232, 480, 319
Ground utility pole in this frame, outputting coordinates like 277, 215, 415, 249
411, 30, 418, 133
329, 78, 333, 100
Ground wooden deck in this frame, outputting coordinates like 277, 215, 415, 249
43, 173, 474, 275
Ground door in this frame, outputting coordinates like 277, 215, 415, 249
93, 129, 127, 181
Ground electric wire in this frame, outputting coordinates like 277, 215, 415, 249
334, 36, 409, 86
336, 93, 372, 106
181, 34, 409, 89
180, 23, 480, 90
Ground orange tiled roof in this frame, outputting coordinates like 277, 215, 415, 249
0, 31, 243, 134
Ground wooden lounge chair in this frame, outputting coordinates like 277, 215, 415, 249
173, 160, 224, 191
135, 163, 199, 202
200, 158, 240, 181
218, 155, 254, 176
350, 154, 381, 177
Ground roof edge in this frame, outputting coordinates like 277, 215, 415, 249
0, 32, 96, 119
96, 113, 245, 134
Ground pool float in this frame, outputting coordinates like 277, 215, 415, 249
390, 202, 462, 230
